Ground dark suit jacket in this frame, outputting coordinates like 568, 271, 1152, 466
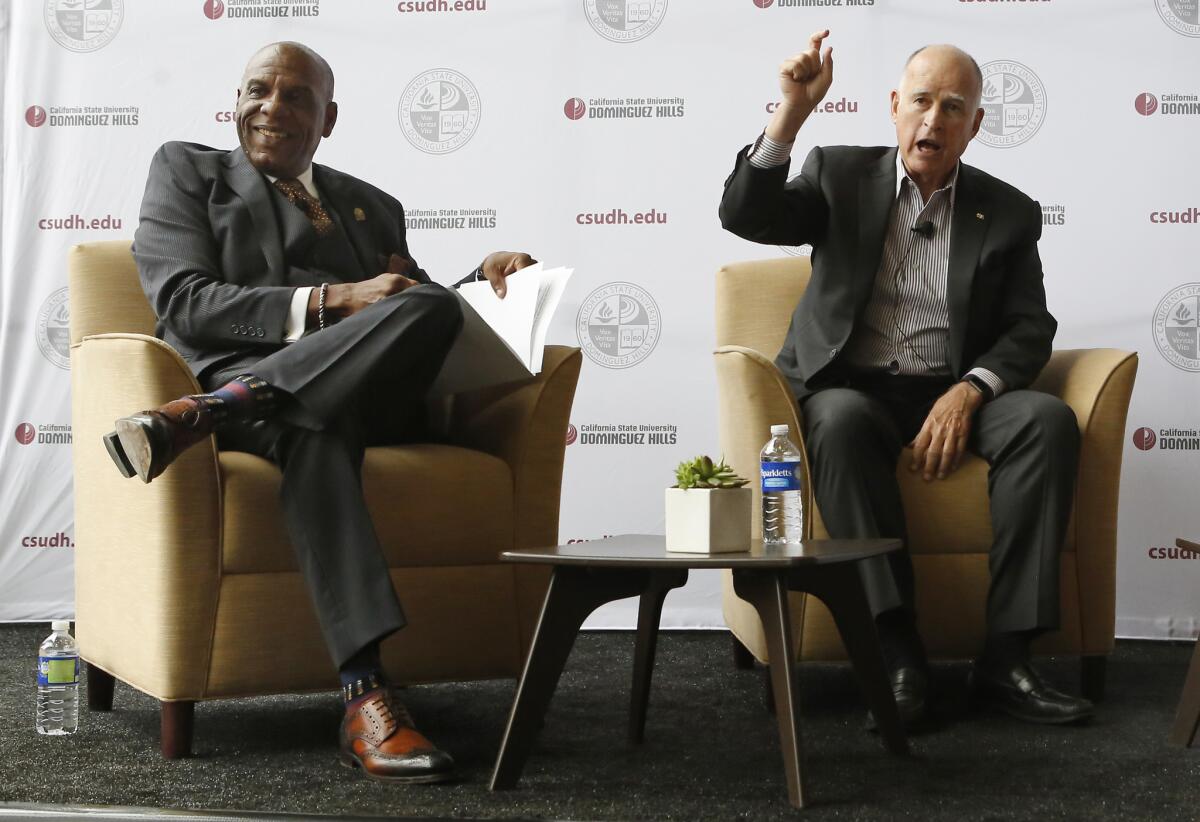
718, 144, 1056, 400
132, 141, 472, 381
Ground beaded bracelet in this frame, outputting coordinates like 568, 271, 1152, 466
318, 282, 329, 330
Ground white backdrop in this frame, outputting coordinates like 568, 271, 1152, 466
1, 1, 1197, 639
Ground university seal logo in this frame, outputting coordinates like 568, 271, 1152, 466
1135, 92, 1159, 116
978, 60, 1046, 148
576, 282, 661, 368
45, 0, 123, 53
1132, 427, 1157, 451
1157, 0, 1200, 37
36, 287, 71, 370
398, 69, 481, 155
583, 0, 668, 43
1153, 283, 1200, 371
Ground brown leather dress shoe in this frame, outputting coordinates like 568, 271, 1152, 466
339, 690, 456, 784
104, 397, 216, 483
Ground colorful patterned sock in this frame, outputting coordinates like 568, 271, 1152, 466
339, 642, 386, 706
185, 374, 276, 427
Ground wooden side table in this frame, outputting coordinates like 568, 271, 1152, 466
489, 534, 907, 809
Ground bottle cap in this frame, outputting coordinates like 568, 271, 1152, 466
770, 424, 789, 436
51, 620, 70, 632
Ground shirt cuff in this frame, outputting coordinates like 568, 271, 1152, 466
284, 287, 313, 342
966, 367, 1006, 400
747, 132, 793, 170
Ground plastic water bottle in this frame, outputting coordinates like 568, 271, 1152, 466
36, 620, 79, 735
761, 424, 805, 544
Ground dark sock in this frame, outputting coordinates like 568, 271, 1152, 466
979, 630, 1036, 672
875, 608, 926, 671
339, 642, 385, 706
186, 374, 276, 426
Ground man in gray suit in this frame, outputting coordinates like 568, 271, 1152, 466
105, 42, 535, 782
720, 32, 1092, 729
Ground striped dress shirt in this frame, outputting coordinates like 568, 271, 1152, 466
747, 134, 1005, 397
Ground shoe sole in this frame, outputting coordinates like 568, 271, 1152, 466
102, 431, 136, 479
337, 752, 456, 784
113, 418, 157, 484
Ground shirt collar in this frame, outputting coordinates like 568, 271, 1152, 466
264, 165, 318, 200
895, 150, 959, 209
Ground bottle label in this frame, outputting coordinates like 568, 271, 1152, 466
761, 461, 801, 492
37, 656, 78, 686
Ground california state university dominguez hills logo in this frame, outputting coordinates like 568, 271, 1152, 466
978, 60, 1046, 148
1153, 283, 1200, 371
1135, 92, 1159, 116
576, 282, 661, 368
398, 69, 481, 155
1157, 0, 1200, 37
584, 0, 668, 43
204, 0, 225, 19
37, 287, 71, 370
26, 106, 48, 128
45, 0, 123, 53
1132, 427, 1157, 451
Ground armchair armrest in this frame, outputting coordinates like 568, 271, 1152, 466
713, 345, 814, 540
448, 345, 582, 551
70, 333, 222, 700
1032, 348, 1139, 655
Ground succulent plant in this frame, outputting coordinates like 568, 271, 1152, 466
672, 455, 749, 490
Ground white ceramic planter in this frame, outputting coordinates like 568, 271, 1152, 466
664, 487, 752, 553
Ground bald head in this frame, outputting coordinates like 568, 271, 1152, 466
903, 45, 982, 109
243, 41, 335, 102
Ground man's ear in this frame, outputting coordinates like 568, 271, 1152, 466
323, 101, 338, 138
970, 106, 984, 139
889, 89, 899, 124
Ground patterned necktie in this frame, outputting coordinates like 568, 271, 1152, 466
273, 178, 335, 237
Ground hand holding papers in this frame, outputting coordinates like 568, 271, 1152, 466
431, 263, 573, 395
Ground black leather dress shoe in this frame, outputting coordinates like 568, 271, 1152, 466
868, 664, 927, 731
970, 661, 1094, 725
105, 397, 215, 484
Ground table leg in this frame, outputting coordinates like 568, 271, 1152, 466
629, 569, 689, 744
792, 563, 907, 755
1169, 638, 1200, 747
491, 566, 649, 791
732, 570, 806, 809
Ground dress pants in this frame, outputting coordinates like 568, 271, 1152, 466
800, 372, 1080, 635
202, 284, 464, 667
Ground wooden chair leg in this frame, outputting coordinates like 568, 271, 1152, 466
161, 701, 195, 759
1081, 655, 1107, 703
732, 634, 756, 670
86, 664, 115, 711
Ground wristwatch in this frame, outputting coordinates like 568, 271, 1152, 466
962, 374, 994, 402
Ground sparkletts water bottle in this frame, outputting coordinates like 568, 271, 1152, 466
36, 620, 79, 735
761, 424, 804, 545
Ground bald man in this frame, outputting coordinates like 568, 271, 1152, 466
720, 34, 1092, 729
108, 42, 538, 782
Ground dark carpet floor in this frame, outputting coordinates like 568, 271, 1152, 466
1, 623, 1197, 821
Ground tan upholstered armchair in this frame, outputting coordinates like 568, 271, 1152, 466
715, 257, 1137, 699
68, 240, 581, 757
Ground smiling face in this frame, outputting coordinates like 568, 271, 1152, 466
890, 45, 984, 198
235, 43, 337, 179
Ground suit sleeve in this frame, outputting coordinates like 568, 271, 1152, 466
969, 198, 1057, 389
718, 144, 829, 247
132, 143, 294, 348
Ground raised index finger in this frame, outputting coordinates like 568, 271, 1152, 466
808, 29, 830, 55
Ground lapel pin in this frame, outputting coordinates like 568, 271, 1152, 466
353, 208, 366, 222
976, 212, 985, 220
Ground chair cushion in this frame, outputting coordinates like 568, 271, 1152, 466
220, 444, 514, 574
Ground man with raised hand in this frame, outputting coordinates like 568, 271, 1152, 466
720, 31, 1092, 729
106, 41, 536, 783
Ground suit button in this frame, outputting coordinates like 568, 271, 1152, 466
230, 323, 238, 333
239, 325, 247, 335
828, 348, 838, 359
257, 328, 265, 337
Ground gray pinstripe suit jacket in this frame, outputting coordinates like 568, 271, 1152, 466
132, 141, 468, 382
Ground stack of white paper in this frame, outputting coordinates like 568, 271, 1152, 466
430, 262, 574, 395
